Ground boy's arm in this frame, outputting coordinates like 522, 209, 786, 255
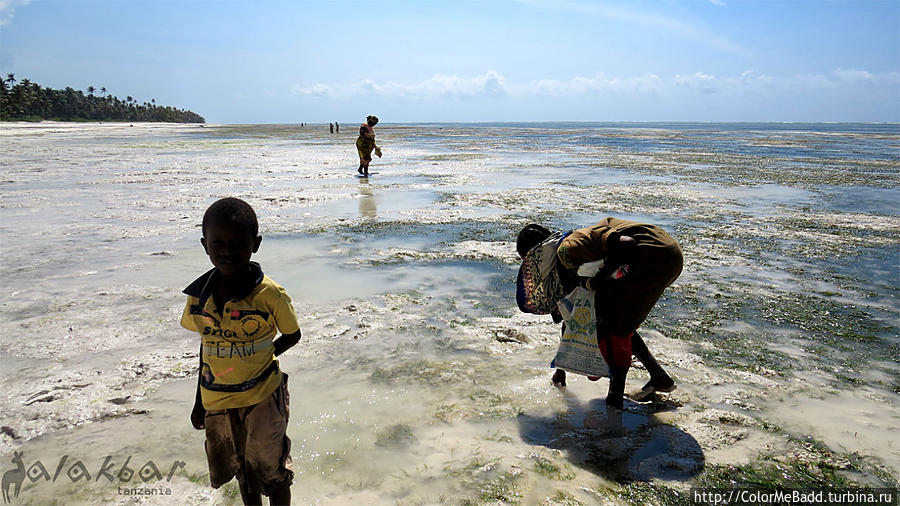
274, 330, 301, 356
191, 342, 205, 430
182, 299, 206, 430
270, 286, 301, 357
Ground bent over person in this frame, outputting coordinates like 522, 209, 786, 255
517, 217, 683, 409
356, 114, 381, 175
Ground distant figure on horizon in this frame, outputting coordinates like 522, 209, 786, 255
335, 122, 339, 133
329, 123, 334, 134
356, 115, 381, 176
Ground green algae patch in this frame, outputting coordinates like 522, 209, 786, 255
370, 358, 470, 386
611, 481, 695, 506
599, 436, 898, 505
375, 424, 416, 447
543, 490, 585, 506
531, 454, 576, 481
444, 456, 524, 505
695, 437, 899, 490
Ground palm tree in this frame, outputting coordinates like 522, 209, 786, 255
5, 74, 14, 86
100, 87, 107, 96
86, 86, 95, 97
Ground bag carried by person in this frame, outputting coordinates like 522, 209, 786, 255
516, 232, 569, 315
550, 286, 610, 378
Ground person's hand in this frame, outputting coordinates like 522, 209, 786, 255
617, 234, 636, 247
190, 403, 206, 430
374, 146, 382, 158
585, 233, 636, 290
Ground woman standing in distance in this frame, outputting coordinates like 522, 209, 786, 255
356, 115, 381, 176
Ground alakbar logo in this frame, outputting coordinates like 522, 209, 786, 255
1, 451, 186, 503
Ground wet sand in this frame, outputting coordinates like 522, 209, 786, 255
0, 122, 897, 504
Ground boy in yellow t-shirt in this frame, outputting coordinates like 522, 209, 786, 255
181, 197, 301, 505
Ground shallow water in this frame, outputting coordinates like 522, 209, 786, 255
1, 121, 898, 504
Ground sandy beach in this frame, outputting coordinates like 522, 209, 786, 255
0, 121, 897, 504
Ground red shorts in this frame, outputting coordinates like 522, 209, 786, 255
598, 332, 633, 370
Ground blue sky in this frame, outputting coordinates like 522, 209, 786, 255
1, 0, 898, 124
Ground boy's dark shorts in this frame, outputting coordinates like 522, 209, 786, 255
204, 373, 293, 495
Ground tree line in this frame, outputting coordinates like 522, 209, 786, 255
0, 75, 205, 123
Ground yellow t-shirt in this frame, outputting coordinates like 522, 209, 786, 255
181, 263, 300, 410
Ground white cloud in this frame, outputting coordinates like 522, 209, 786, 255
829, 68, 900, 86
290, 83, 335, 97
0, 0, 30, 26
833, 68, 875, 83
674, 72, 719, 93
525, 74, 664, 96
382, 71, 508, 98
290, 69, 900, 101
737, 70, 773, 87
292, 71, 509, 99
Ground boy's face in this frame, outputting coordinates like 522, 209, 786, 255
201, 223, 261, 278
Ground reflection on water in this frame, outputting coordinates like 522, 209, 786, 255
358, 179, 377, 218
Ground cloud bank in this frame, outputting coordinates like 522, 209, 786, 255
291, 69, 900, 100
292, 71, 508, 99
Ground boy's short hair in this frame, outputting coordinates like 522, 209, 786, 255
202, 197, 259, 237
516, 223, 552, 259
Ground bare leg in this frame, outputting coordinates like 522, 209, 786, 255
606, 366, 627, 409
230, 410, 262, 506
268, 482, 291, 506
552, 323, 566, 387
631, 331, 674, 391
237, 473, 262, 506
